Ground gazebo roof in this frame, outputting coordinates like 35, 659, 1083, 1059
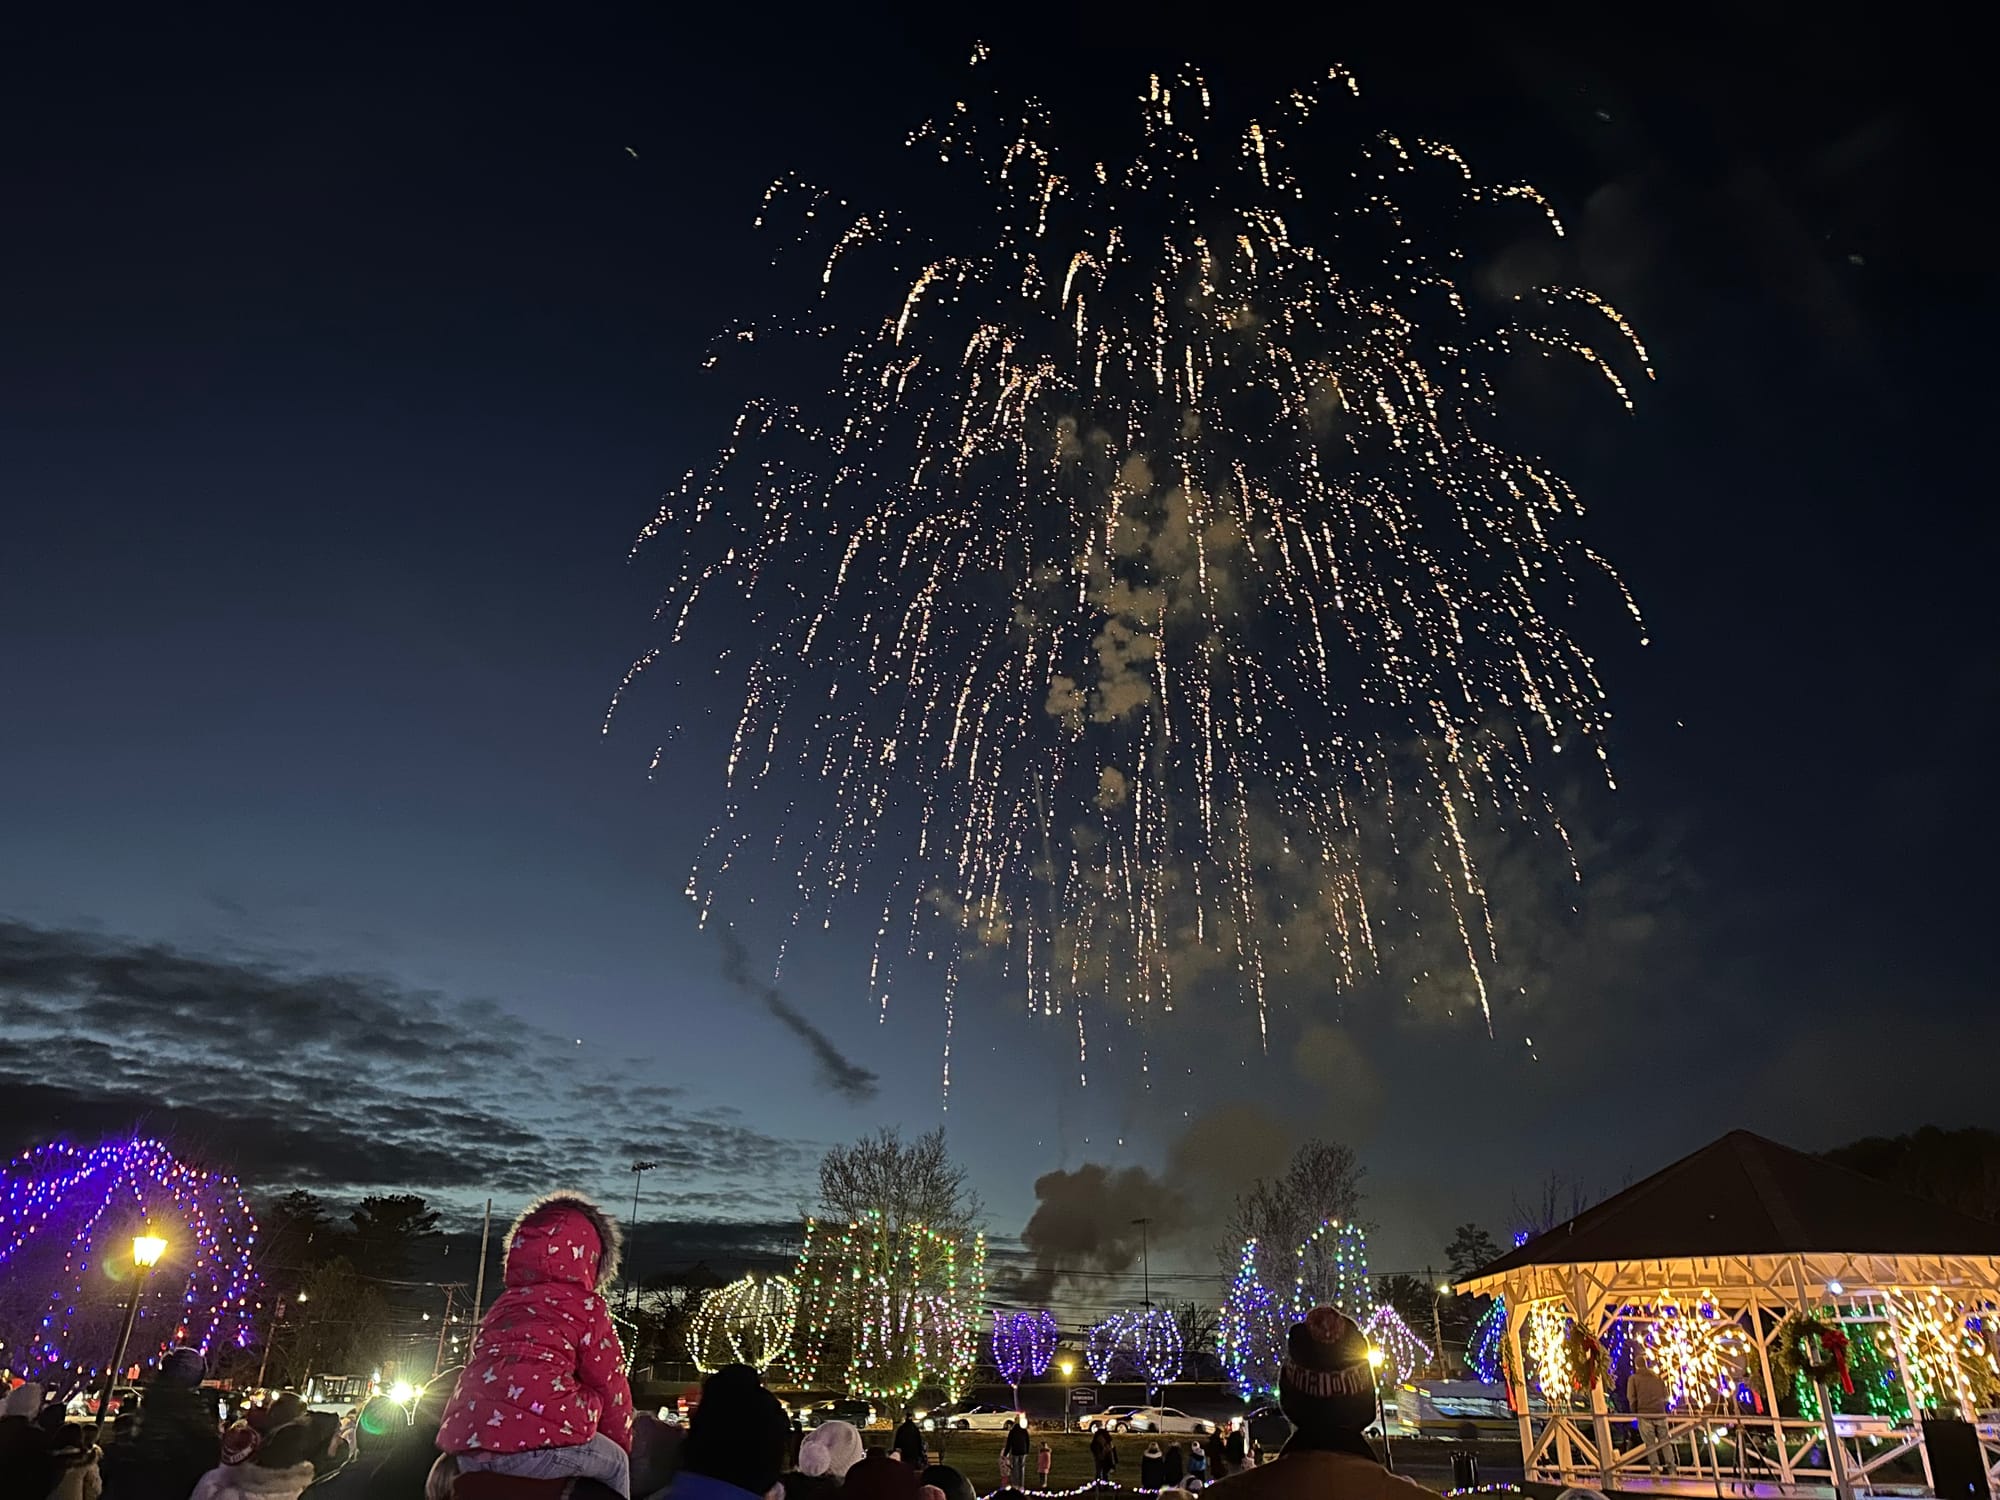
1459, 1129, 2000, 1291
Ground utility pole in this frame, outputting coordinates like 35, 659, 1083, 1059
433, 1286, 457, 1376
628, 1161, 660, 1314
255, 1293, 298, 1389
470, 1199, 493, 1330
1432, 1280, 1450, 1377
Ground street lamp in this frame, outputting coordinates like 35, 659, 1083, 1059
94, 1232, 167, 1435
1367, 1346, 1393, 1473
1059, 1358, 1075, 1431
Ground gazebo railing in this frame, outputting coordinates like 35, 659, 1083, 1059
1470, 1252, 2000, 1498
1519, 1406, 1930, 1494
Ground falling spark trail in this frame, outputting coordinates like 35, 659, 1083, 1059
614, 57, 1649, 1069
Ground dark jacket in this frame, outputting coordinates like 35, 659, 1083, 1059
98, 1385, 220, 1500
306, 1457, 381, 1500
1204, 1446, 1434, 1500
1001, 1425, 1030, 1459
892, 1422, 925, 1467
358, 1428, 442, 1500
1, 1414, 58, 1500
1139, 1449, 1166, 1488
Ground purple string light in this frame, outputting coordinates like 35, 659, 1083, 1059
0, 1138, 260, 1390
993, 1308, 1059, 1386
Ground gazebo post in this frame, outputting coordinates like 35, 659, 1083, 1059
1789, 1259, 1854, 1500
1880, 1291, 1936, 1494
1748, 1295, 1795, 1488
1506, 1295, 1536, 1481
1574, 1278, 1617, 1492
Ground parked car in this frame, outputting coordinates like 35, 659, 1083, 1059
66, 1388, 138, 1419
921, 1402, 1027, 1432
803, 1399, 879, 1429
1079, 1405, 1218, 1435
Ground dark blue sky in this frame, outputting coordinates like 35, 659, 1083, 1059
2, 5, 1991, 1303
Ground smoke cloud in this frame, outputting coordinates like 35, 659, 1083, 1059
1015, 1162, 1188, 1304
716, 927, 879, 1101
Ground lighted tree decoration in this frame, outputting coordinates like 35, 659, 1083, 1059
1642, 1293, 1751, 1412
1221, 1239, 1285, 1400
1362, 1305, 1433, 1383
792, 1212, 985, 1401
1085, 1308, 1183, 1392
1465, 1298, 1506, 1383
687, 1274, 797, 1374
0, 1138, 259, 1389
1886, 1288, 2000, 1415
1522, 1302, 1577, 1402
993, 1309, 1059, 1399
1223, 1218, 1373, 1400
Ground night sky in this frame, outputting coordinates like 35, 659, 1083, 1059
3, 6, 1991, 1308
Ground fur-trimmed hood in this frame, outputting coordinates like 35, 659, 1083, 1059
502, 1191, 621, 1292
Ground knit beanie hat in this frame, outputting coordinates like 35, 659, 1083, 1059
840, 1452, 923, 1500
1278, 1306, 1375, 1435
159, 1348, 207, 1388
222, 1422, 264, 1465
798, 1419, 865, 1479
920, 1466, 975, 1500
680, 1366, 790, 1496
256, 1421, 323, 1471
355, 1395, 408, 1451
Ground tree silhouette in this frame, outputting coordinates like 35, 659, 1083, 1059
349, 1194, 440, 1280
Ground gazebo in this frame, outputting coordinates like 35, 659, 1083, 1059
1457, 1130, 2000, 1498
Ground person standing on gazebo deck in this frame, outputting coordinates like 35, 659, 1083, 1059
1205, 1309, 1429, 1500
1626, 1354, 1675, 1476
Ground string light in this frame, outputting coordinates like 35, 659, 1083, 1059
687, 1274, 797, 1374
1084, 1307, 1182, 1389
1642, 1292, 1750, 1411
792, 1213, 985, 1402
1222, 1219, 1370, 1399
993, 1308, 1059, 1387
1523, 1303, 1573, 1397
1887, 1288, 1999, 1414
0, 1138, 259, 1387
1466, 1298, 1506, 1383
1361, 1305, 1432, 1383
1221, 1238, 1283, 1400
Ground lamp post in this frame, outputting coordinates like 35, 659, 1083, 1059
1060, 1357, 1075, 1431
1368, 1345, 1393, 1473
94, 1233, 167, 1436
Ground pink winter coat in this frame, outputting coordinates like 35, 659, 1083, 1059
437, 1193, 634, 1456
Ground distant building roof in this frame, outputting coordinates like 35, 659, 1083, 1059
1460, 1130, 2000, 1289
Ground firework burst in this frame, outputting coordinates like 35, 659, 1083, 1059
614, 55, 1649, 1079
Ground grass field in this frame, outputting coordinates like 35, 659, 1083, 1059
894, 1431, 1122, 1489
877, 1429, 1516, 1495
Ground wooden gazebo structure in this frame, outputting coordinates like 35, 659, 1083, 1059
1457, 1131, 2000, 1498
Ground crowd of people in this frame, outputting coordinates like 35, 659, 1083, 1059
2, 1193, 1428, 1500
